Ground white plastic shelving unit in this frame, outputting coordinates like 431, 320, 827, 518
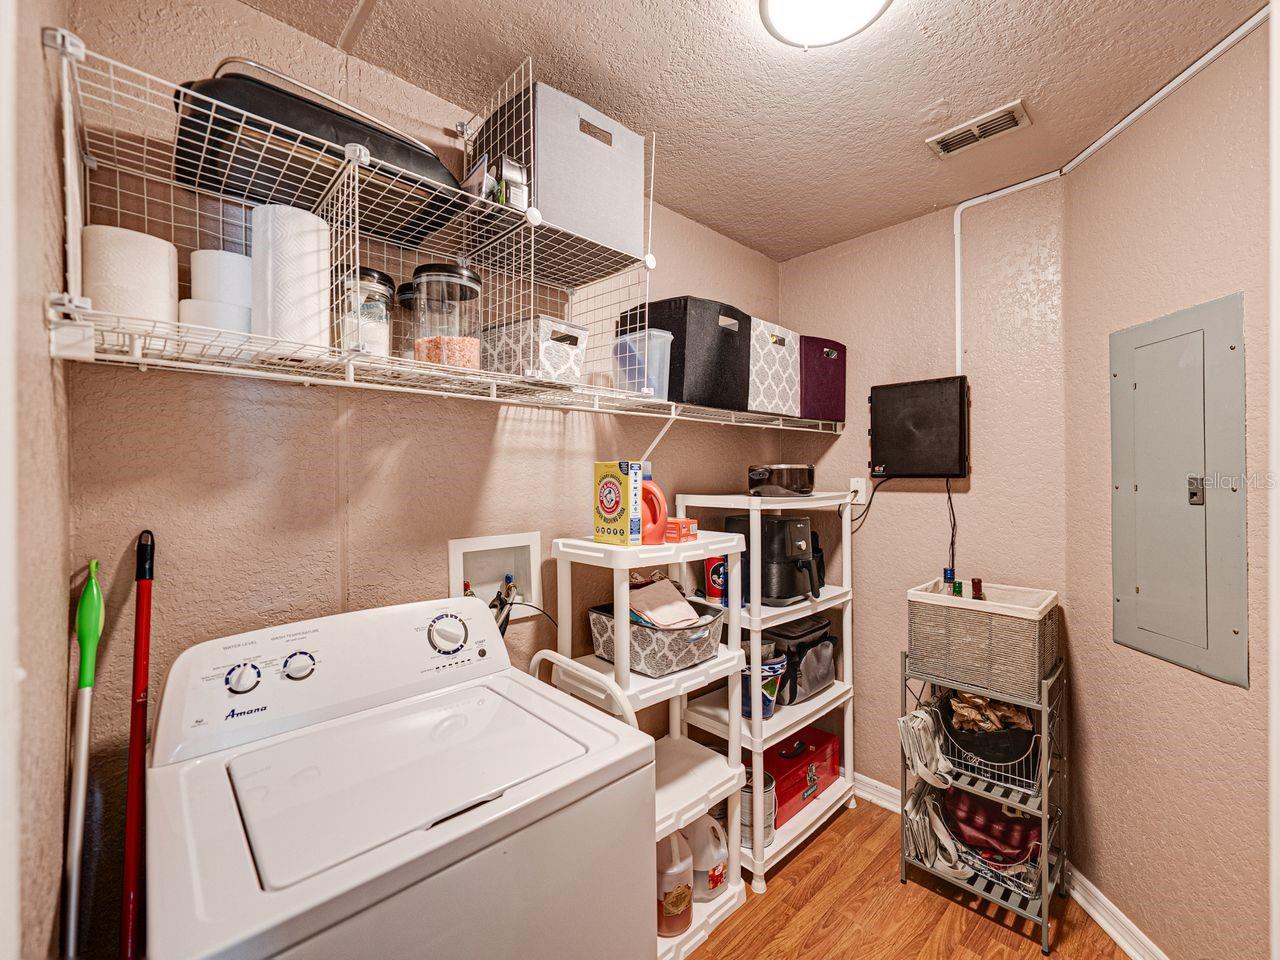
549, 530, 748, 958
675, 491, 855, 894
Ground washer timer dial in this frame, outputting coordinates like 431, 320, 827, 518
224, 662, 261, 695
427, 614, 469, 655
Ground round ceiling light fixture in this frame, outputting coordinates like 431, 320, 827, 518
759, 0, 893, 49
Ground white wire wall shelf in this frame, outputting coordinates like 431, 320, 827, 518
45, 304, 839, 432
43, 31, 842, 434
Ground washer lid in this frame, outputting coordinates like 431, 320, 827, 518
228, 684, 587, 891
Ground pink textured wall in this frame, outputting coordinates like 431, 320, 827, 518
1061, 28, 1268, 959
778, 27, 1268, 960
57, 0, 784, 954
779, 184, 1068, 787
17, 1, 72, 957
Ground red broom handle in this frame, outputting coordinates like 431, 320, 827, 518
121, 533, 154, 960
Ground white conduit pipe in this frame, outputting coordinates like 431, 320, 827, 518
953, 4, 1270, 376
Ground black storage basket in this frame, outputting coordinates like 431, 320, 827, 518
622, 296, 752, 411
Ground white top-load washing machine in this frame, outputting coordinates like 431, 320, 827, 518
147, 597, 655, 960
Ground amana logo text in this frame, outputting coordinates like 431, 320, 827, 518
225, 705, 267, 721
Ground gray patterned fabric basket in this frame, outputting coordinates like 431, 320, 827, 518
589, 604, 723, 678
480, 314, 588, 384
907, 579, 1059, 702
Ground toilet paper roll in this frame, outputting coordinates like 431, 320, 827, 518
251, 205, 331, 348
179, 298, 252, 335
191, 250, 252, 308
82, 224, 178, 324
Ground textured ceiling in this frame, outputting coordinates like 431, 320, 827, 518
240, 0, 1261, 260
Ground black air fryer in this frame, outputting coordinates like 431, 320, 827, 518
725, 515, 825, 606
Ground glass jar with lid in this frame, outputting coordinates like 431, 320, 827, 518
391, 282, 418, 360
339, 267, 394, 357
412, 262, 482, 369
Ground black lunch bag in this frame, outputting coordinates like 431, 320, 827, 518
763, 615, 837, 706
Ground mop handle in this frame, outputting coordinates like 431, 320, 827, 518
63, 688, 92, 960
120, 532, 154, 960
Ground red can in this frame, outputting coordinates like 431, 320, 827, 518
762, 726, 840, 828
704, 556, 727, 605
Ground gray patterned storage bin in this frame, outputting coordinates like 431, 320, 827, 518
907, 579, 1059, 702
589, 604, 723, 678
749, 317, 801, 416
480, 315, 588, 384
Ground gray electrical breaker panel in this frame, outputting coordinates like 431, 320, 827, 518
1109, 293, 1247, 687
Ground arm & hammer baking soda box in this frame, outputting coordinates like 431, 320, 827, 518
593, 460, 643, 545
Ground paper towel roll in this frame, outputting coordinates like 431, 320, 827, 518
251, 205, 331, 347
191, 250, 252, 308
179, 298, 252, 334
82, 225, 178, 324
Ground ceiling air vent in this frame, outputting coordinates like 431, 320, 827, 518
926, 100, 1031, 158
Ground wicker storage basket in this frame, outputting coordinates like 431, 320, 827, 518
907, 579, 1058, 702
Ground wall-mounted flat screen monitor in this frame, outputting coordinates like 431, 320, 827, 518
869, 375, 969, 478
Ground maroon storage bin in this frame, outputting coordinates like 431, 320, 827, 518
799, 336, 847, 421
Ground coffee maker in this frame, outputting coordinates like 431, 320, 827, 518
725, 515, 825, 606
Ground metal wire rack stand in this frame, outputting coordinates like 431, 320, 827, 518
41, 28, 841, 435
900, 652, 1069, 956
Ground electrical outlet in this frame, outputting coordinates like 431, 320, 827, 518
849, 477, 868, 505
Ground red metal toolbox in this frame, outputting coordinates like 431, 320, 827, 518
761, 725, 840, 828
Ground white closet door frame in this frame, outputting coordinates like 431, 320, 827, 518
0, 0, 19, 952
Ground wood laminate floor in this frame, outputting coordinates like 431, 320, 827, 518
692, 802, 1124, 960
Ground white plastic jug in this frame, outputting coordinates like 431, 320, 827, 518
656, 831, 693, 937
683, 815, 729, 902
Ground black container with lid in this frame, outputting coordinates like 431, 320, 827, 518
622, 296, 752, 411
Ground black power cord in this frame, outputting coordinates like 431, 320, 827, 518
946, 477, 957, 570
850, 478, 892, 535
506, 601, 558, 628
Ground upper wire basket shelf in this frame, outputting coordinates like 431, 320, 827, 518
43, 30, 843, 434
68, 44, 526, 269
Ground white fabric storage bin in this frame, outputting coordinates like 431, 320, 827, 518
481, 315, 588, 384
749, 317, 801, 416
478, 83, 645, 259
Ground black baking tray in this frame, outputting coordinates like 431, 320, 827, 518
174, 73, 465, 247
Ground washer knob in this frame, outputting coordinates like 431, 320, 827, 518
225, 662, 261, 695
283, 651, 316, 681
428, 614, 468, 655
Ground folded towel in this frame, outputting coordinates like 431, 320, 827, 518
629, 577, 701, 628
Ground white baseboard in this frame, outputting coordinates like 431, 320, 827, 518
1067, 870, 1170, 960
852, 772, 902, 812
849, 773, 1168, 960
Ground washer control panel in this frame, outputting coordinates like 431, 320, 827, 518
152, 597, 508, 765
